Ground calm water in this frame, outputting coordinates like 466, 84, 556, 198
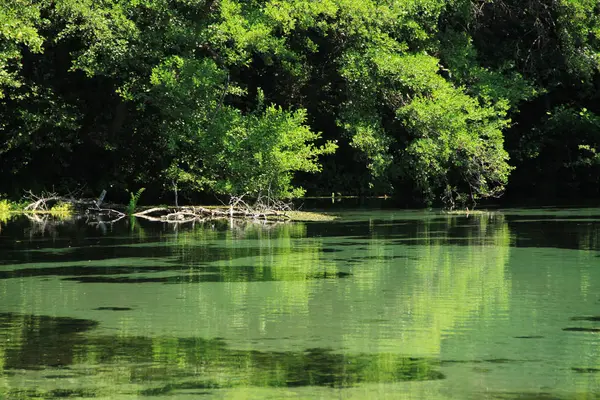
1, 208, 600, 399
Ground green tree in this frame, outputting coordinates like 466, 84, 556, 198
1, 0, 598, 206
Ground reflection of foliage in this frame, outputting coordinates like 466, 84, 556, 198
0, 212, 10, 227
49, 202, 73, 217
0, 199, 10, 214
6, 212, 600, 399
0, 199, 17, 227
407, 215, 511, 351
22, 214, 74, 238
341, 214, 512, 355
0, 313, 444, 398
154, 213, 513, 358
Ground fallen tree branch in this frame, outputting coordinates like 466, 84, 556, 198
19, 191, 293, 224
133, 207, 170, 217
23, 190, 99, 211
23, 191, 64, 211
133, 205, 290, 223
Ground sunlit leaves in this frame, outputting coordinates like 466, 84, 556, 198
0, 0, 43, 97
340, 47, 513, 206
205, 106, 337, 198
556, 0, 600, 80
2, 0, 598, 203
149, 53, 336, 199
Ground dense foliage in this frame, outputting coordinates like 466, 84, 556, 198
0, 0, 598, 206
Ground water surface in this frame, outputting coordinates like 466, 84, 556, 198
1, 209, 600, 399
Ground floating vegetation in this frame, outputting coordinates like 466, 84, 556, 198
63, 269, 353, 284
350, 255, 416, 261
140, 381, 222, 396
0, 313, 98, 369
285, 211, 337, 222
570, 316, 600, 322
571, 367, 600, 373
483, 392, 566, 400
307, 271, 352, 279
321, 248, 342, 253
563, 327, 600, 333
2, 388, 98, 399
0, 265, 187, 280
514, 336, 544, 339
440, 359, 537, 366
0, 312, 446, 398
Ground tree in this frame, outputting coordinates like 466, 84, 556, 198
150, 55, 336, 199
1, 0, 598, 206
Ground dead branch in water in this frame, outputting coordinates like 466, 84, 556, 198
20, 191, 295, 224
23, 190, 99, 211
22, 190, 128, 219
23, 191, 66, 211
133, 203, 291, 223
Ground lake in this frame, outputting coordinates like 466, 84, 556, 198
1, 208, 600, 399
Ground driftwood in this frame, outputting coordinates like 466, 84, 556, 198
21, 192, 293, 225
24, 195, 65, 211
23, 190, 128, 219
134, 205, 290, 223
23, 190, 100, 211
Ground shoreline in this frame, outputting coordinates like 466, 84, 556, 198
0, 205, 337, 223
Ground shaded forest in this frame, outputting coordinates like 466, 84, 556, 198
1, 0, 599, 207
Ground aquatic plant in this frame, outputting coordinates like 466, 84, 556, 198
126, 188, 145, 215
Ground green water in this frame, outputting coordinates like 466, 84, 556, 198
1, 209, 600, 399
